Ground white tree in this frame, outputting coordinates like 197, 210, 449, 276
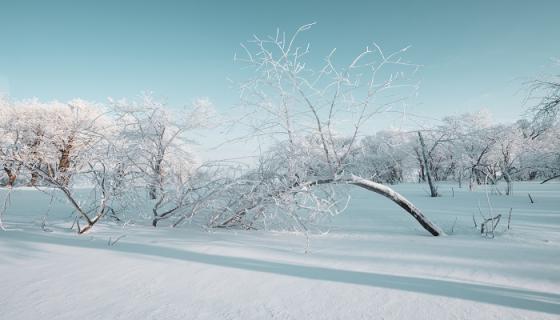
0, 94, 218, 232
109, 93, 215, 227
352, 129, 414, 184
443, 111, 498, 190
0, 97, 125, 232
526, 73, 560, 138
490, 123, 530, 195
525, 66, 560, 182
521, 122, 560, 183
225, 24, 444, 236
0, 96, 20, 187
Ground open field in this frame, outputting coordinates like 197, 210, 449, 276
1, 182, 558, 319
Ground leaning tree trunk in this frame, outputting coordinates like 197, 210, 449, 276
3, 167, 17, 187
348, 175, 445, 236
417, 132, 438, 197
541, 174, 560, 184
215, 175, 446, 236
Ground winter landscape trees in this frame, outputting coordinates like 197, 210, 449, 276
220, 23, 450, 236
2, 0, 560, 317
525, 71, 560, 183
0, 26, 559, 237
0, 94, 217, 232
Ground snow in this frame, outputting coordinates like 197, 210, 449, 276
1, 182, 559, 319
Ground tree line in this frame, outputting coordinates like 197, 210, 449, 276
1, 25, 558, 236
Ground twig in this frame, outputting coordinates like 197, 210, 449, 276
41, 217, 53, 232
450, 217, 458, 234
481, 214, 501, 238
108, 234, 126, 246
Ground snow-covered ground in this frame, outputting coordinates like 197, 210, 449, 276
1, 182, 559, 319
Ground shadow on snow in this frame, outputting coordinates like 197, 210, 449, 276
3, 230, 559, 315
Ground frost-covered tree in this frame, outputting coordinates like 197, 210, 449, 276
0, 98, 106, 188
526, 73, 560, 138
0, 97, 19, 187
0, 94, 215, 232
443, 111, 498, 189
224, 24, 444, 236
524, 65, 560, 182
352, 130, 413, 184
0, 97, 123, 232
109, 93, 215, 226
525, 123, 560, 183
491, 123, 527, 195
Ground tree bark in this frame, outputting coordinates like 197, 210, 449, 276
418, 132, 438, 197
58, 136, 74, 186
3, 167, 17, 187
29, 136, 43, 186
29, 172, 39, 186
149, 158, 164, 200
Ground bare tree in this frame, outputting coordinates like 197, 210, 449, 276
228, 24, 444, 236
3, 101, 122, 233
110, 93, 215, 226
525, 67, 560, 182
353, 130, 412, 184
526, 74, 560, 138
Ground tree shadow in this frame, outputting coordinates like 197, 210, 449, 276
4, 230, 560, 315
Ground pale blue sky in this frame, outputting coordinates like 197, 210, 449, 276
1, 0, 559, 126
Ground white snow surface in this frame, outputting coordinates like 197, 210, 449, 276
0, 182, 559, 319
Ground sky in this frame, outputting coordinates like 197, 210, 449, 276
1, 0, 559, 158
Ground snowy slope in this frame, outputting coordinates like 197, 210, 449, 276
0, 182, 559, 319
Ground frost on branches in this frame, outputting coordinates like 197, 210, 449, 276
1, 27, 558, 237
222, 24, 445, 236
0, 94, 216, 233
